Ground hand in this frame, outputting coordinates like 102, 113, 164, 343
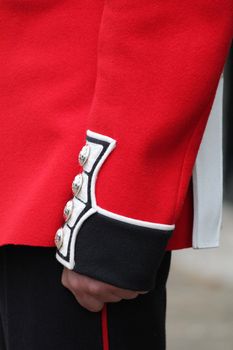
62, 267, 148, 312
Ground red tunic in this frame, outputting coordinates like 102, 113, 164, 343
0, 0, 232, 256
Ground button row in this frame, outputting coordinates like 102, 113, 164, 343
55, 143, 91, 250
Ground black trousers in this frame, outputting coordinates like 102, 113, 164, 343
0, 245, 171, 350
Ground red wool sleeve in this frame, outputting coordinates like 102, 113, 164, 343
55, 0, 233, 291
88, 0, 232, 225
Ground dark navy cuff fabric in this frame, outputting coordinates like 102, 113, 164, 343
73, 212, 173, 291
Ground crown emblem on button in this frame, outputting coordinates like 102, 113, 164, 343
78, 144, 90, 166
55, 228, 64, 250
63, 200, 73, 221
72, 173, 83, 197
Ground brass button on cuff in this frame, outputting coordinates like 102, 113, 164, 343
55, 228, 64, 250
78, 144, 90, 166
72, 173, 83, 197
63, 200, 73, 222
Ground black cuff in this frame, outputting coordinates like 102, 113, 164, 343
73, 212, 172, 291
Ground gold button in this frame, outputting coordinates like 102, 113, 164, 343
63, 200, 73, 221
78, 144, 90, 166
55, 228, 64, 250
72, 173, 83, 197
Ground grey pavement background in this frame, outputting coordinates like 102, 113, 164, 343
167, 203, 233, 350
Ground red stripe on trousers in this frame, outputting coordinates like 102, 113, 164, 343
101, 304, 109, 350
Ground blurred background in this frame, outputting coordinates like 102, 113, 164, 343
167, 43, 233, 350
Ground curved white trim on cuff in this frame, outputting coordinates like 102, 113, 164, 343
97, 206, 175, 231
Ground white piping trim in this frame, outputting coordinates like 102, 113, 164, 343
87, 130, 175, 230
69, 207, 97, 267
56, 251, 73, 269
87, 129, 116, 144
56, 207, 97, 269
97, 206, 175, 230
87, 130, 116, 208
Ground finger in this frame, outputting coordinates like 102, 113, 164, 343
74, 294, 104, 313
112, 289, 139, 300
68, 284, 122, 305
61, 268, 69, 288
99, 284, 138, 300
61, 270, 121, 304
85, 283, 122, 303
94, 293, 122, 303
109, 286, 149, 299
